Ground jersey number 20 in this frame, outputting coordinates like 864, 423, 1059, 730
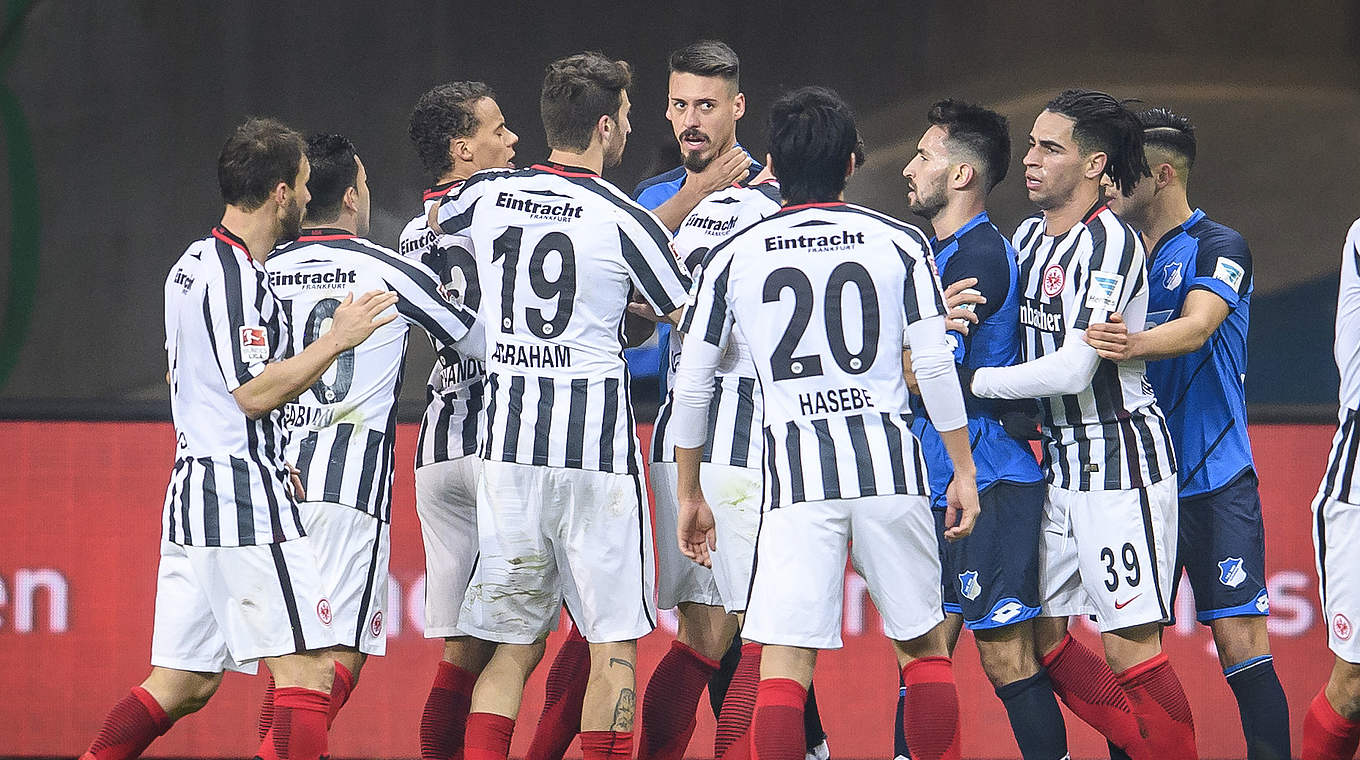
764, 262, 880, 381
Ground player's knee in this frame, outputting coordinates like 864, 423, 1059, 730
1031, 616, 1070, 658
676, 602, 737, 660
143, 668, 223, 719
1210, 615, 1271, 668
443, 635, 496, 672
1327, 659, 1360, 719
975, 629, 1039, 687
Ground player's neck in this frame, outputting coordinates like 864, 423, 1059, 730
1139, 193, 1194, 251
547, 147, 603, 175
1042, 185, 1101, 236
219, 205, 281, 264
437, 169, 464, 185
930, 195, 987, 241
303, 214, 357, 236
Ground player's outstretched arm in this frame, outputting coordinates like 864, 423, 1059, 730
233, 290, 397, 419
971, 330, 1102, 399
650, 147, 752, 232
1084, 290, 1230, 361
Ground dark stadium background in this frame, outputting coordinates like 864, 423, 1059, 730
3, 2, 1360, 759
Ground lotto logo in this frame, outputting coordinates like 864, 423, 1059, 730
1042, 264, 1065, 297
990, 601, 1025, 625
1335, 613, 1352, 641
370, 611, 384, 637
317, 598, 333, 626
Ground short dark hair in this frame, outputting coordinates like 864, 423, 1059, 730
217, 117, 305, 210
927, 99, 1011, 191
304, 133, 359, 222
408, 82, 497, 180
541, 52, 632, 152
668, 40, 740, 88
768, 86, 859, 205
1044, 89, 1150, 197
1137, 107, 1196, 173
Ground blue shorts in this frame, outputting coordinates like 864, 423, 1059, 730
935, 480, 1045, 630
1174, 469, 1270, 623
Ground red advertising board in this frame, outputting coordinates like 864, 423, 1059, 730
0, 421, 1337, 757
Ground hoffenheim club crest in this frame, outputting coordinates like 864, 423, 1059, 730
1163, 261, 1183, 290
1218, 557, 1247, 588
959, 570, 982, 601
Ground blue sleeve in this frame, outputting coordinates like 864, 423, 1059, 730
1190, 226, 1252, 307
939, 241, 1011, 360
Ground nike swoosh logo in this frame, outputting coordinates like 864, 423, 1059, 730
1114, 593, 1142, 610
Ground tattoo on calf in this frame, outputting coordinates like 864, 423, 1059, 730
610, 687, 636, 731
609, 657, 635, 671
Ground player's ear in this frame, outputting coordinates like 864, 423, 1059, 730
272, 181, 290, 207
1155, 162, 1175, 190
732, 92, 746, 121
845, 154, 856, 180
596, 113, 612, 147
1085, 151, 1109, 181
343, 184, 359, 214
452, 136, 474, 163
953, 162, 975, 191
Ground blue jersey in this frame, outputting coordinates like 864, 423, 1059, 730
909, 212, 1044, 508
1144, 209, 1253, 498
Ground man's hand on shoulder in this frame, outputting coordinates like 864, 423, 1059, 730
682, 146, 752, 198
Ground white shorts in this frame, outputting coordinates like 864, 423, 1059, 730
1040, 478, 1178, 632
651, 462, 721, 609
151, 537, 340, 673
742, 493, 943, 650
1314, 492, 1360, 662
298, 502, 390, 655
651, 462, 763, 612
458, 461, 657, 645
415, 456, 481, 638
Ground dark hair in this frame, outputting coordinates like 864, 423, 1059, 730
1137, 107, 1196, 173
304, 133, 359, 222
217, 117, 305, 210
668, 40, 740, 87
408, 82, 497, 180
541, 52, 632, 152
768, 86, 859, 205
927, 99, 1011, 191
1044, 89, 1150, 196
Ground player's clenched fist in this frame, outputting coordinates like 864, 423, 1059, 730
328, 290, 400, 349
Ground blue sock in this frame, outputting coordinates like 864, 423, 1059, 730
995, 668, 1068, 760
1225, 655, 1290, 760
893, 679, 909, 758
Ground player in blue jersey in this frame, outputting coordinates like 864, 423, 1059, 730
1086, 108, 1287, 760
895, 100, 1066, 760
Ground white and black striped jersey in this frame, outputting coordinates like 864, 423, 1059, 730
1009, 204, 1176, 491
267, 229, 479, 522
399, 181, 486, 467
652, 180, 781, 467
1318, 219, 1360, 503
680, 202, 944, 508
162, 226, 303, 547
434, 162, 691, 474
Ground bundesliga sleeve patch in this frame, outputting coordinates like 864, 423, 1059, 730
1213, 256, 1246, 290
1083, 271, 1125, 312
239, 326, 269, 363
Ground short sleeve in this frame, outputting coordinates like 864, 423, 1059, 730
1071, 221, 1144, 330
1189, 227, 1252, 308
203, 256, 271, 392
897, 233, 947, 325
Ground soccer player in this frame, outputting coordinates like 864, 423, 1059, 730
261, 132, 483, 738
633, 39, 757, 231
896, 100, 1067, 760
1084, 108, 1288, 760
400, 81, 518, 760
1304, 218, 1360, 760
965, 90, 1195, 759
80, 118, 397, 760
673, 85, 979, 760
430, 52, 690, 760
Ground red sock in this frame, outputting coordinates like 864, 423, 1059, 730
639, 640, 721, 760
900, 657, 961, 760
80, 687, 173, 760
750, 678, 806, 760
257, 687, 329, 760
582, 730, 635, 760
465, 712, 515, 760
1304, 688, 1360, 760
1041, 633, 1150, 759
327, 662, 355, 728
525, 627, 590, 760
715, 642, 762, 760
421, 660, 480, 760
258, 676, 277, 740
1116, 653, 1197, 760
